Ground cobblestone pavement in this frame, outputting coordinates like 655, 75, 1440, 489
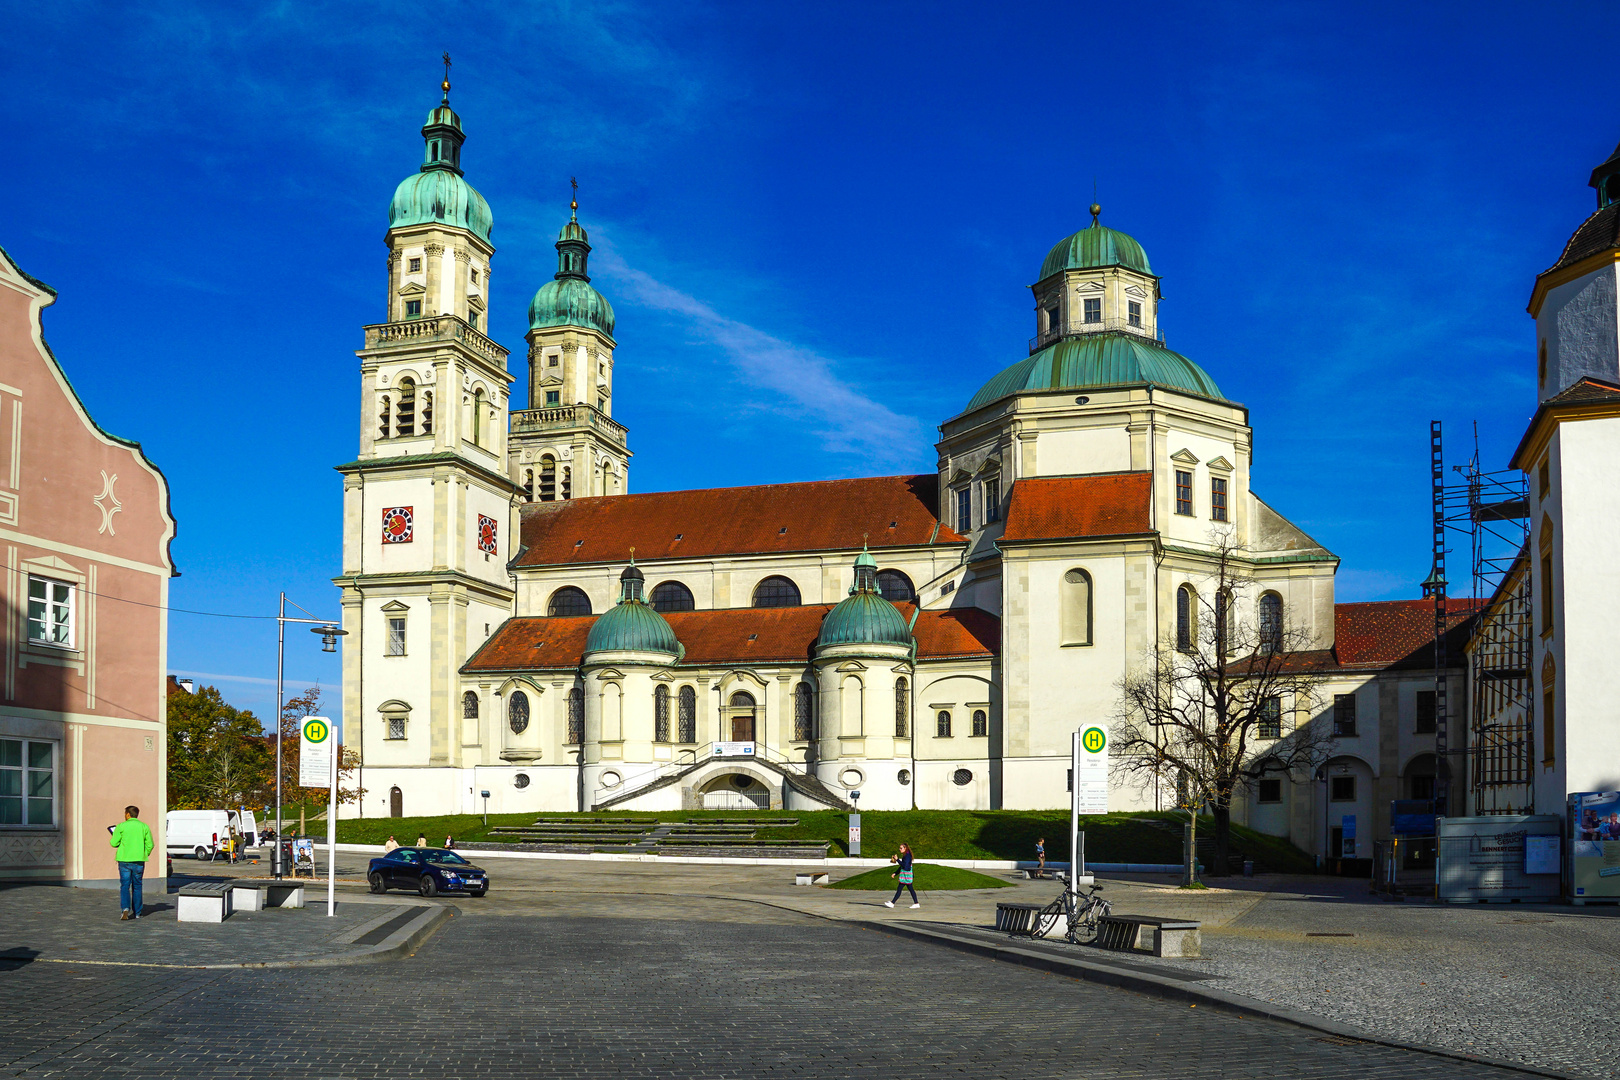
0, 903, 1541, 1079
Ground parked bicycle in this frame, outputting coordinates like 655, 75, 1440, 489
1034, 875, 1111, 943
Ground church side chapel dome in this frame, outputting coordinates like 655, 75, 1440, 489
1038, 218, 1153, 278
387, 73, 493, 243
529, 191, 616, 336
817, 547, 913, 649
585, 561, 681, 657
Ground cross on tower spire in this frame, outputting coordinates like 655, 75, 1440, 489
570, 176, 579, 220
441, 52, 452, 103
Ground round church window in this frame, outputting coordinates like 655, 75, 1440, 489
839, 768, 864, 788
952, 768, 973, 786
898, 769, 911, 786
733, 774, 754, 789
601, 770, 622, 789
514, 773, 530, 790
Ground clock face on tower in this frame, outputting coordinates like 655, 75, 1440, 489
478, 514, 498, 554
381, 506, 414, 544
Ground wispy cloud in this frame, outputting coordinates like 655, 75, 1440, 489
592, 246, 930, 466
171, 670, 327, 689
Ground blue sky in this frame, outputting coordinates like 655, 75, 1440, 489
9, 1, 1618, 725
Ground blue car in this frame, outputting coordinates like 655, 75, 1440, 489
368, 847, 488, 897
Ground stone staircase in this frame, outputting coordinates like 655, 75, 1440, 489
483, 816, 831, 858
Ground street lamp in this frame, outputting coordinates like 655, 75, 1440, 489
271, 593, 346, 879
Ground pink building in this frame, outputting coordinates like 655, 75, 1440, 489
0, 246, 175, 886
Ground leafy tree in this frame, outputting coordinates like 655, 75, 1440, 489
166, 683, 272, 810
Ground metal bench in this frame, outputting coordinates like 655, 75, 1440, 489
1095, 914, 1202, 957
177, 881, 233, 923
995, 901, 1047, 933
228, 880, 306, 911
793, 872, 829, 886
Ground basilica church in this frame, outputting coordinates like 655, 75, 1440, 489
336, 81, 1462, 867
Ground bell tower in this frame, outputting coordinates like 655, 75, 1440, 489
509, 181, 632, 503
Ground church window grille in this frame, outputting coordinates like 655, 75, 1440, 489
893, 678, 908, 738
1128, 300, 1142, 327
654, 684, 671, 742
1083, 297, 1101, 323
971, 709, 987, 737
1257, 696, 1282, 739
876, 570, 915, 603
386, 717, 406, 740
546, 390, 560, 406
898, 769, 911, 785
566, 688, 584, 744
796, 682, 815, 741
539, 457, 557, 501
548, 353, 560, 367
420, 391, 433, 435
1210, 477, 1227, 521
936, 710, 952, 738
952, 768, 972, 786
548, 587, 592, 617
1258, 592, 1283, 652
561, 467, 572, 500
386, 617, 407, 656
1175, 471, 1193, 515
955, 488, 971, 534
405, 299, 422, 317
462, 691, 479, 719
678, 686, 697, 743
395, 378, 416, 437
1175, 585, 1195, 653
378, 395, 392, 440
752, 576, 801, 608
1062, 569, 1093, 646
650, 581, 695, 612
408, 257, 422, 273
508, 691, 530, 735
983, 477, 1000, 523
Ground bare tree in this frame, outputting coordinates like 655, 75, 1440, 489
1112, 531, 1337, 875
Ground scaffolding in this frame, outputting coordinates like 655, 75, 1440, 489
1429, 421, 1534, 817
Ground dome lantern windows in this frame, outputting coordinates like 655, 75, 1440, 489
1128, 300, 1142, 327
1083, 297, 1102, 323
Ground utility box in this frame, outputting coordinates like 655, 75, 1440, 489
1436, 815, 1563, 903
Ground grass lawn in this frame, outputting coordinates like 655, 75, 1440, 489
335, 808, 1315, 872
829, 864, 1012, 890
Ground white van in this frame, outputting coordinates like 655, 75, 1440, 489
166, 809, 262, 858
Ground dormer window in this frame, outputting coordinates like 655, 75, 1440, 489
1083, 297, 1101, 323
404, 299, 422, 318
1128, 300, 1142, 327
408, 257, 422, 273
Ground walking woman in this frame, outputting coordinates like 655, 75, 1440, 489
884, 842, 920, 909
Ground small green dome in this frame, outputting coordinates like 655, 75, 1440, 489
1039, 221, 1152, 280
388, 167, 493, 243
818, 548, 912, 650
529, 276, 616, 336
586, 565, 680, 656
966, 334, 1223, 413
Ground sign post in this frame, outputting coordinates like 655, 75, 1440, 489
1072, 723, 1108, 899
848, 791, 861, 857
299, 716, 337, 917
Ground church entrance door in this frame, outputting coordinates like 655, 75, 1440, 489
389, 786, 403, 818
731, 716, 754, 742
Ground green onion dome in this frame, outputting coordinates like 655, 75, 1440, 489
1038, 217, 1152, 279
387, 100, 493, 243
528, 276, 616, 335
965, 333, 1223, 413
817, 548, 912, 650
585, 563, 680, 657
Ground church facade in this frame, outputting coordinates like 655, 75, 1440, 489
335, 86, 1461, 866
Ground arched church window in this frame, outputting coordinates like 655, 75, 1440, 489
378, 395, 392, 441
1176, 585, 1197, 653
796, 682, 815, 741
678, 686, 697, 743
508, 691, 530, 735
566, 687, 584, 744
654, 684, 671, 743
471, 388, 484, 446
420, 390, 433, 435
1258, 592, 1283, 653
972, 709, 988, 737
395, 378, 416, 437
548, 587, 592, 617
539, 456, 556, 501
936, 710, 953, 738
650, 581, 695, 612
1061, 569, 1093, 646
894, 678, 909, 738
752, 576, 800, 608
462, 691, 478, 719
876, 570, 915, 603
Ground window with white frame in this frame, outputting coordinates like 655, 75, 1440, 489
0, 738, 55, 826
386, 617, 407, 656
26, 576, 75, 648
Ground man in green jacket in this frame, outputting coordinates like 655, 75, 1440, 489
109, 805, 154, 920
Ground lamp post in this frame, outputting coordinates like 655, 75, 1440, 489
272, 591, 346, 879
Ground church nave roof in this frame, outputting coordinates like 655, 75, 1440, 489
999, 472, 1154, 543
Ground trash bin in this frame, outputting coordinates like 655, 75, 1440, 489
1242, 859, 1254, 877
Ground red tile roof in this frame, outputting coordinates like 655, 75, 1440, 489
1333, 598, 1484, 670
463, 603, 999, 672
999, 472, 1154, 543
514, 474, 962, 567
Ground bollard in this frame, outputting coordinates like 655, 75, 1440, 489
1243, 859, 1254, 878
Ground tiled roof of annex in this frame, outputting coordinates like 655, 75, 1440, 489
999, 472, 1154, 543
514, 474, 963, 567
1331, 598, 1484, 671
462, 603, 1000, 672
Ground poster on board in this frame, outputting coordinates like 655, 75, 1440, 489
1570, 792, 1620, 899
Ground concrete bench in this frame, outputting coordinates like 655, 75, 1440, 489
995, 901, 1047, 934
177, 881, 233, 923
228, 880, 306, 911
1095, 914, 1201, 957
794, 872, 829, 886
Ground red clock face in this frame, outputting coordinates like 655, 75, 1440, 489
478, 514, 498, 554
382, 506, 414, 544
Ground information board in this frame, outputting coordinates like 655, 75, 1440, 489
1076, 724, 1108, 814
712, 742, 755, 758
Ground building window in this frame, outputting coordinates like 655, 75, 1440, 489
1175, 470, 1193, 515
752, 576, 801, 608
405, 299, 422, 317
1175, 585, 1196, 653
508, 691, 530, 735
408, 257, 422, 272
952, 768, 973, 786
955, 487, 971, 534
539, 456, 557, 501
597, 397, 606, 411
561, 466, 571, 500
971, 709, 987, 737
794, 682, 814, 741
378, 395, 391, 440
545, 390, 560, 406
1541, 657, 1556, 765
1046, 305, 1061, 333
1210, 477, 1228, 522
25, 577, 74, 648
654, 684, 671, 742
470, 268, 479, 284
893, 678, 908, 738
0, 738, 54, 826
1415, 690, 1436, 734
936, 710, 952, 738
876, 569, 915, 603
548, 587, 592, 617
1083, 297, 1101, 323
566, 688, 584, 744
386, 617, 407, 656
1062, 568, 1093, 646
678, 685, 697, 743
983, 477, 1001, 523
1540, 522, 1555, 634
1257, 696, 1282, 739
898, 768, 911, 786
420, 390, 433, 435
469, 312, 479, 330
1127, 299, 1142, 327
1539, 458, 1550, 499
1409, 773, 1435, 801
1330, 775, 1356, 802
1333, 694, 1357, 737
514, 772, 530, 790
462, 691, 479, 719
1258, 592, 1283, 653
650, 581, 695, 612
548, 353, 560, 367
386, 716, 406, 740
394, 378, 416, 436
1257, 778, 1282, 804
1538, 340, 1547, 386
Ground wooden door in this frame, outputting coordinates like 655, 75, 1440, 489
731, 716, 754, 742
389, 786, 403, 818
